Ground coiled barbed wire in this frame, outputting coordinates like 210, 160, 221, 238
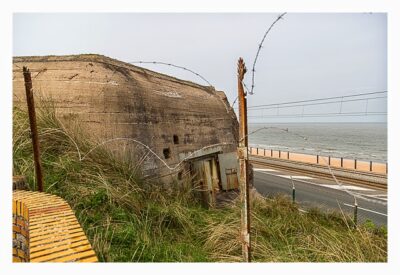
249, 12, 287, 95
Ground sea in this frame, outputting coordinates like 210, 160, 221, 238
248, 123, 387, 163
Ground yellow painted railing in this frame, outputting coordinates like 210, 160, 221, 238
13, 190, 98, 263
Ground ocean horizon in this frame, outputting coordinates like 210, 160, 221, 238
248, 123, 387, 163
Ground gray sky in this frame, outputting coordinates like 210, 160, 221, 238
13, 13, 387, 123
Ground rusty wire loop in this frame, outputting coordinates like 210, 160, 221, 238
239, 126, 307, 143
232, 83, 250, 108
129, 61, 213, 87
249, 12, 287, 95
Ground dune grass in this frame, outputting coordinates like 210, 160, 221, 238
12, 102, 387, 262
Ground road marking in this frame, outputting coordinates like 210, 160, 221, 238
361, 194, 387, 201
254, 170, 388, 205
253, 168, 277, 172
277, 175, 314, 180
320, 184, 373, 191
343, 203, 387, 216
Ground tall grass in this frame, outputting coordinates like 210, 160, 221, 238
12, 101, 387, 262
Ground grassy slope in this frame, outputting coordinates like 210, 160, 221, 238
12, 104, 387, 262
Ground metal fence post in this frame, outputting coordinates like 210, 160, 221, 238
291, 176, 295, 203
353, 198, 358, 227
317, 155, 319, 164
279, 150, 281, 158
23, 66, 44, 192
354, 159, 357, 170
341, 157, 343, 168
370, 161, 373, 172
237, 58, 251, 262
263, 148, 266, 156
328, 156, 331, 165
292, 186, 296, 203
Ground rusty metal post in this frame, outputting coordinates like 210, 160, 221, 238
23, 67, 44, 192
237, 58, 251, 262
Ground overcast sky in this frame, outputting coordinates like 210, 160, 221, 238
13, 13, 387, 123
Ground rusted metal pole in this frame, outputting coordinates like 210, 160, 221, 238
237, 57, 251, 262
23, 66, 44, 192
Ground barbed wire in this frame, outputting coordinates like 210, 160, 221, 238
247, 126, 387, 205
231, 83, 251, 108
232, 91, 388, 119
36, 124, 234, 172
249, 12, 287, 95
239, 126, 308, 143
248, 112, 387, 119
129, 61, 213, 87
82, 138, 233, 171
245, 91, 387, 110
244, 95, 387, 112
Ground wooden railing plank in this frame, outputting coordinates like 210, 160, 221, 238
12, 190, 98, 262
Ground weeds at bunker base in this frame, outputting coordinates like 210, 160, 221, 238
12, 103, 387, 262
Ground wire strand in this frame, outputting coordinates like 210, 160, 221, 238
246, 91, 387, 109
249, 12, 287, 95
246, 95, 387, 111
129, 61, 213, 87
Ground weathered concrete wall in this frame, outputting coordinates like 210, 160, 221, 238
13, 54, 239, 180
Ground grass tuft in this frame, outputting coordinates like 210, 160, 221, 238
13, 102, 387, 262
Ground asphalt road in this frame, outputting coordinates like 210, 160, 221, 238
253, 165, 387, 227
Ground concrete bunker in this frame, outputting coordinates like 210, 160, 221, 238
12, 54, 239, 186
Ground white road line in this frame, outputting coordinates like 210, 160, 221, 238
277, 175, 314, 180
254, 170, 388, 204
343, 203, 387, 216
320, 184, 373, 191
361, 194, 387, 201
253, 168, 277, 172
